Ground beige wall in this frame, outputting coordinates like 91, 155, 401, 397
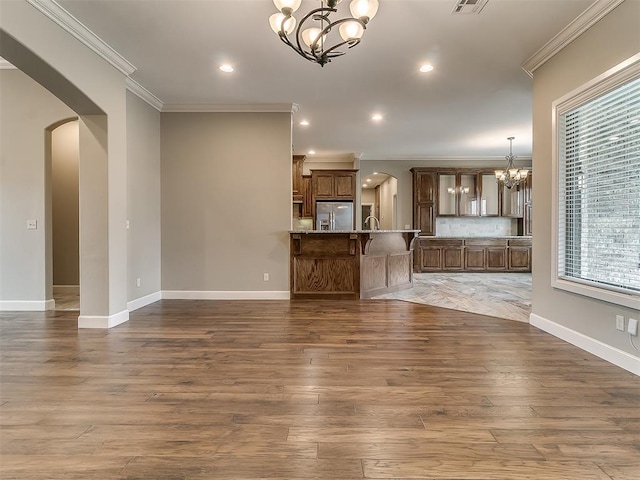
531, 0, 640, 355
161, 112, 291, 293
126, 91, 161, 302
1, 0, 130, 323
0, 69, 75, 305
379, 176, 398, 230
51, 120, 80, 286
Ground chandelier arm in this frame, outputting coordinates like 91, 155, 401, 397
296, 7, 336, 60
320, 38, 361, 60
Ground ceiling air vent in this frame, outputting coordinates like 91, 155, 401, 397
452, 0, 489, 14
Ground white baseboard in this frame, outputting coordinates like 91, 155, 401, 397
0, 299, 55, 311
78, 309, 129, 329
162, 290, 291, 300
53, 285, 79, 294
530, 313, 640, 376
127, 291, 162, 312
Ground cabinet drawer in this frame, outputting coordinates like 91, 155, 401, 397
464, 238, 507, 247
419, 238, 464, 247
509, 238, 532, 247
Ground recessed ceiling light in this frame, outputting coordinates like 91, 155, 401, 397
308, 150, 316, 155
219, 64, 234, 73
372, 113, 383, 121
366, 178, 372, 183
419, 64, 434, 73
300, 120, 310, 126
362, 184, 368, 188
373, 171, 378, 174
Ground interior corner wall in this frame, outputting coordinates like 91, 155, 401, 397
51, 120, 80, 287
126, 91, 161, 303
0, 69, 75, 304
161, 112, 292, 294
531, 0, 640, 356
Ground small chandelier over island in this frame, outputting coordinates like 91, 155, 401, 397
269, 0, 379, 67
495, 137, 529, 189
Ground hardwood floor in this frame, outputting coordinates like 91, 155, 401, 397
1, 300, 639, 479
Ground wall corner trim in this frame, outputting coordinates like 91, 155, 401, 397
521, 0, 625, 77
78, 309, 129, 329
0, 299, 55, 311
162, 290, 291, 300
530, 313, 640, 376
127, 291, 162, 312
26, 0, 137, 76
126, 77, 163, 111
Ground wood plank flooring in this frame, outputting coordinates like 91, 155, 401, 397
1, 300, 639, 479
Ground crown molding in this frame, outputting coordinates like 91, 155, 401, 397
26, 0, 136, 76
125, 77, 163, 111
162, 103, 299, 113
521, 0, 625, 77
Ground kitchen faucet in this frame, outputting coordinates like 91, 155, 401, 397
364, 215, 380, 230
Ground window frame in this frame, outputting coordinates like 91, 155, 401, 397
551, 52, 640, 310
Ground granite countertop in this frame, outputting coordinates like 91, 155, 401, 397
290, 230, 421, 234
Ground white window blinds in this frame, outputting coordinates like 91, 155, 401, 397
557, 75, 640, 296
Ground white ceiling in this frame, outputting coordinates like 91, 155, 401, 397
57, 0, 595, 160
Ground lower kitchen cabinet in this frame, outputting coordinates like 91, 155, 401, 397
416, 237, 531, 273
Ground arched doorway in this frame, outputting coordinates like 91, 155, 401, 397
360, 172, 398, 229
47, 118, 80, 310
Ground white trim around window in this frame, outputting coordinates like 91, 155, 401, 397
551, 52, 640, 310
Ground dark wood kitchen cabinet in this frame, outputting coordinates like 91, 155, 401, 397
411, 169, 436, 236
311, 170, 357, 200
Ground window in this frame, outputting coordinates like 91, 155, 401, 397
552, 54, 640, 310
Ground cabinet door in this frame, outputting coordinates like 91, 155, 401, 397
486, 247, 507, 270
302, 175, 313, 217
508, 247, 531, 271
420, 247, 442, 271
480, 173, 500, 216
414, 171, 436, 203
334, 173, 355, 198
438, 174, 456, 215
464, 247, 486, 270
459, 174, 478, 216
502, 184, 524, 217
415, 203, 435, 236
443, 247, 464, 270
314, 173, 334, 199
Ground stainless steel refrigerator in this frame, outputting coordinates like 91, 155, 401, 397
315, 201, 354, 230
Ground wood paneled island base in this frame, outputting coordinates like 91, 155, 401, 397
290, 230, 419, 300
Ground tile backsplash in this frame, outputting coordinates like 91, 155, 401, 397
436, 217, 517, 237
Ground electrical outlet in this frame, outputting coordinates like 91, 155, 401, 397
136, 277, 141, 287
616, 315, 625, 331
263, 273, 269, 281
27, 220, 37, 230
628, 318, 638, 336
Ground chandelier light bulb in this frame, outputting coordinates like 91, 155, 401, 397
273, 0, 302, 14
350, 0, 379, 22
339, 20, 365, 41
301, 27, 325, 48
269, 12, 296, 35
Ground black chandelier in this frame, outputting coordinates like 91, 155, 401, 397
269, 0, 379, 67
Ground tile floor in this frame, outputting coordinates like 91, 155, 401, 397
374, 272, 532, 322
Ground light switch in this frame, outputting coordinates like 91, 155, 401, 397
27, 220, 37, 230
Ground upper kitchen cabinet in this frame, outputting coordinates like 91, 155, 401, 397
411, 169, 436, 235
502, 184, 524, 217
437, 171, 479, 216
312, 170, 357, 200
480, 172, 500, 216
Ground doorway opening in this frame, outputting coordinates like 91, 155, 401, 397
48, 119, 80, 311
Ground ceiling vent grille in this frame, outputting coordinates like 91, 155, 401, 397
452, 0, 489, 14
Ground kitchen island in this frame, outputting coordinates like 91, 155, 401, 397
289, 230, 420, 300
